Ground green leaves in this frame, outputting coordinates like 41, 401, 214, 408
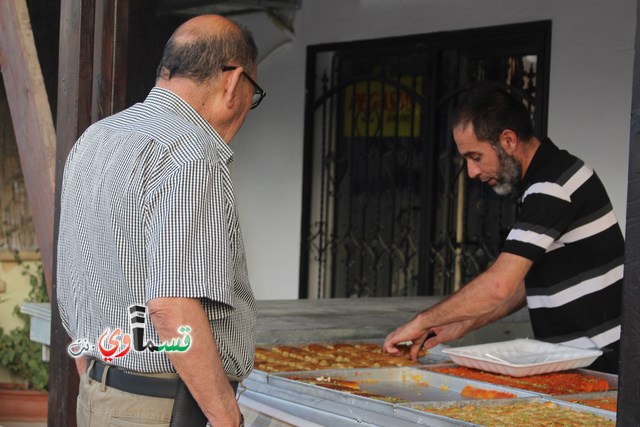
0, 262, 49, 391
0, 320, 49, 390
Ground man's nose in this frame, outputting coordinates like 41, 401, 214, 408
466, 161, 481, 179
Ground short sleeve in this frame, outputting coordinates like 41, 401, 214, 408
502, 182, 576, 262
144, 159, 234, 313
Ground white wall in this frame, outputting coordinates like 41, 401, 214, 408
231, 0, 636, 300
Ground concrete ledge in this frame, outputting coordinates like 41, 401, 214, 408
20, 298, 533, 352
255, 297, 532, 345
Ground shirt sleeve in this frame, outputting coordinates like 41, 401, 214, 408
144, 159, 235, 314
502, 182, 576, 262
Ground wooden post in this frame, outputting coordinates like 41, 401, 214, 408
50, 0, 96, 425
51, 0, 130, 424
0, 0, 56, 295
96, 0, 130, 118
617, 1, 640, 423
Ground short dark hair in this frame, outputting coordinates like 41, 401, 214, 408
451, 84, 535, 143
156, 22, 258, 82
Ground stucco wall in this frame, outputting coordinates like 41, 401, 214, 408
232, 0, 635, 300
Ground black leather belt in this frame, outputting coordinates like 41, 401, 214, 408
89, 360, 239, 398
89, 360, 180, 398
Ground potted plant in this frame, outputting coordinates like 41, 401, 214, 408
0, 262, 49, 422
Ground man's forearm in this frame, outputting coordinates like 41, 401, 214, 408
417, 253, 532, 329
148, 297, 241, 427
467, 283, 527, 329
384, 252, 532, 356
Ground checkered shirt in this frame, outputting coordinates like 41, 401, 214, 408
57, 87, 256, 379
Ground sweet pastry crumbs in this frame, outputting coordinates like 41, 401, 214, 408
419, 401, 615, 426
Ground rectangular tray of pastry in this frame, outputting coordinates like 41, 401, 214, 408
243, 367, 575, 427
252, 340, 451, 373
248, 367, 537, 406
397, 397, 616, 426
420, 364, 617, 396
243, 368, 422, 427
269, 366, 539, 404
550, 390, 618, 413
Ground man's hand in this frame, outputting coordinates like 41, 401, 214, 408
74, 356, 87, 377
422, 319, 476, 350
383, 313, 431, 361
385, 252, 531, 361
384, 317, 477, 360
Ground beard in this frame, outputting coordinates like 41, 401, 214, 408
492, 144, 522, 196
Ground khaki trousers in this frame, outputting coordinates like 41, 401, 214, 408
77, 364, 176, 427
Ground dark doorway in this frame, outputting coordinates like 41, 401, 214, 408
300, 21, 551, 299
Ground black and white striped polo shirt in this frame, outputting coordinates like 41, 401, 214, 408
57, 87, 256, 378
502, 138, 623, 352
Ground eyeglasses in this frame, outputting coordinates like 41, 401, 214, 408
222, 66, 266, 109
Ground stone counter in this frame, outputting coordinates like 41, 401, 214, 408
22, 297, 533, 359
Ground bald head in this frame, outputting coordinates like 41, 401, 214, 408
156, 14, 258, 83
170, 15, 236, 49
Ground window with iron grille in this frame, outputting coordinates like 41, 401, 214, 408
300, 21, 550, 299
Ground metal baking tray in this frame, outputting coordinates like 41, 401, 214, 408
550, 390, 618, 413
252, 340, 453, 373
271, 367, 538, 402
575, 369, 618, 389
419, 364, 618, 395
242, 369, 418, 427
239, 389, 390, 427
398, 396, 616, 426
242, 367, 542, 427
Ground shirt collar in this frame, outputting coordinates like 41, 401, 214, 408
144, 87, 234, 165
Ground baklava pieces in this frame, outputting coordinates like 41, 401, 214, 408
253, 342, 426, 372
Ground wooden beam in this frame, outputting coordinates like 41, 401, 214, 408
617, 0, 640, 423
0, 0, 56, 296
96, 0, 129, 118
50, 0, 97, 425
51, 0, 130, 424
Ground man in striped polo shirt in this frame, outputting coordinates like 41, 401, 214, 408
384, 86, 623, 374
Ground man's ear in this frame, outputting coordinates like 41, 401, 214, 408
499, 129, 518, 154
222, 67, 244, 109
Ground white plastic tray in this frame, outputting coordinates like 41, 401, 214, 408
442, 339, 603, 377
